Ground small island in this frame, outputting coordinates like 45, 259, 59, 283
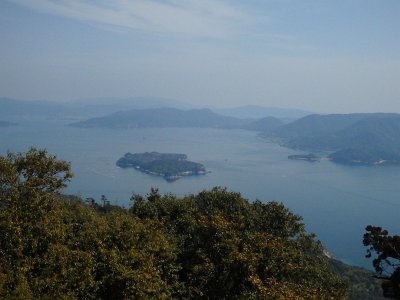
288, 153, 325, 162
116, 152, 208, 181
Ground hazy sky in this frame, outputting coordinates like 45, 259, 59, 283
1, 0, 399, 113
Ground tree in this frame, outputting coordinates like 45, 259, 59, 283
0, 148, 73, 298
0, 149, 182, 299
0, 149, 349, 299
363, 225, 400, 298
131, 186, 347, 299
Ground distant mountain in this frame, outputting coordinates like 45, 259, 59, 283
214, 105, 311, 120
267, 113, 400, 165
0, 96, 196, 119
70, 107, 247, 129
70, 97, 195, 117
0, 97, 292, 130
270, 113, 370, 141
69, 107, 283, 132
243, 116, 284, 133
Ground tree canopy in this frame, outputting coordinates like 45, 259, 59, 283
0, 148, 350, 299
363, 225, 400, 298
130, 187, 347, 299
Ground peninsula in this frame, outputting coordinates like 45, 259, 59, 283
116, 152, 207, 181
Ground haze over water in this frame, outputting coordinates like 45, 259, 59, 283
1, 116, 400, 268
1, 1, 399, 113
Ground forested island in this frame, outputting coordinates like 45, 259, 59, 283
116, 151, 207, 181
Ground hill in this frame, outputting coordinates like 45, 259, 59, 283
269, 113, 381, 141
0, 96, 193, 119
267, 113, 400, 165
243, 116, 284, 133
69, 96, 195, 117
69, 107, 283, 131
330, 259, 384, 300
214, 105, 311, 120
70, 107, 248, 129
0, 97, 284, 132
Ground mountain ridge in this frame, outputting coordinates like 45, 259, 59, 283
69, 107, 284, 132
267, 113, 400, 165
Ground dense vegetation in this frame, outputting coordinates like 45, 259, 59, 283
0, 148, 385, 299
117, 152, 207, 181
363, 226, 400, 298
330, 259, 384, 300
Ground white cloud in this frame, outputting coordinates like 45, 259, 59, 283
8, 0, 253, 38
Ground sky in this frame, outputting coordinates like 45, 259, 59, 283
0, 0, 399, 113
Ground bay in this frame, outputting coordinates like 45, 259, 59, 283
1, 116, 399, 268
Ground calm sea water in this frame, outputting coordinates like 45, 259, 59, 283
1, 116, 400, 268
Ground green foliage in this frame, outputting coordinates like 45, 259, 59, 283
0, 148, 73, 299
0, 149, 180, 299
330, 259, 385, 300
131, 187, 347, 299
0, 149, 352, 299
363, 225, 400, 299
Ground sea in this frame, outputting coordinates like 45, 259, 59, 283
1, 115, 399, 269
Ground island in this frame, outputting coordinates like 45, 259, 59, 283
288, 153, 323, 162
116, 152, 208, 181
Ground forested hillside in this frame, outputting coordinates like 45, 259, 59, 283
267, 113, 400, 165
0, 149, 384, 299
69, 107, 283, 132
69, 107, 250, 129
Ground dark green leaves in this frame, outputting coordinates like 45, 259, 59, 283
363, 225, 400, 298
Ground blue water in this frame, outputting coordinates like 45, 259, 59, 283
1, 116, 399, 268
